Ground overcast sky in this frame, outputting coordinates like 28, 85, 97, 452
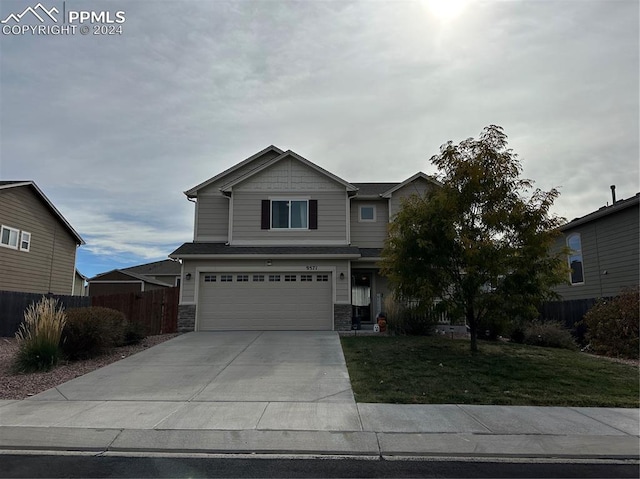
1, 0, 638, 278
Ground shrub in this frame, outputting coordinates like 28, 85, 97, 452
123, 320, 145, 345
522, 320, 577, 350
582, 288, 639, 359
61, 307, 127, 360
384, 294, 437, 336
13, 296, 66, 372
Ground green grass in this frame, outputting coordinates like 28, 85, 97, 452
340, 336, 639, 407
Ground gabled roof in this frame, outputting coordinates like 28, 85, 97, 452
379, 172, 441, 198
560, 192, 639, 231
122, 259, 181, 276
0, 181, 85, 245
184, 145, 284, 198
88, 268, 174, 286
75, 269, 88, 281
219, 150, 358, 193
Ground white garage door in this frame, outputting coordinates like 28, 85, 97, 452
197, 272, 333, 330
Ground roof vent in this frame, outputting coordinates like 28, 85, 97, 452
610, 185, 616, 204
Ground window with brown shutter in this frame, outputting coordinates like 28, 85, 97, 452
261, 200, 270, 229
309, 200, 318, 230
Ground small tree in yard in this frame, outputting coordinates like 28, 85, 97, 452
381, 125, 568, 353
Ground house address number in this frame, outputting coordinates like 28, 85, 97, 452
305, 266, 318, 271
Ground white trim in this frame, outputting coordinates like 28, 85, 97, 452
228, 194, 234, 244
0, 224, 19, 250
179, 261, 185, 303
174, 253, 360, 260
19, 231, 31, 251
195, 235, 228, 242
184, 145, 285, 197
358, 204, 377, 222
346, 192, 351, 245
71, 247, 78, 296
230, 239, 350, 246
220, 150, 358, 193
269, 198, 309, 230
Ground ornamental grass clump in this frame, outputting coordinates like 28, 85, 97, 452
13, 296, 66, 373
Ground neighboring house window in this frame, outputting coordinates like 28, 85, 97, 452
261, 200, 318, 230
567, 233, 584, 284
20, 231, 31, 251
359, 205, 376, 222
0, 225, 19, 249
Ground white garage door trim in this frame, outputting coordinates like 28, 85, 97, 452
195, 266, 336, 331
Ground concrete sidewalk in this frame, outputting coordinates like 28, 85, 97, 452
0, 331, 637, 459
1, 401, 637, 459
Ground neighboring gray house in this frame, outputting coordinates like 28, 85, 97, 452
0, 181, 84, 295
87, 259, 181, 296
170, 145, 439, 331
74, 269, 88, 297
553, 190, 639, 301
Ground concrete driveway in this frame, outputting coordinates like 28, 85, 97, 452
18, 331, 360, 431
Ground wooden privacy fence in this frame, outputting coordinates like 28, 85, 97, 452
0, 291, 90, 337
91, 287, 179, 336
0, 287, 179, 337
538, 298, 608, 342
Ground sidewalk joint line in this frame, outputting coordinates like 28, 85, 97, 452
186, 331, 265, 402
569, 407, 637, 436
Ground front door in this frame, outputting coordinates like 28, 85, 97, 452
351, 272, 372, 323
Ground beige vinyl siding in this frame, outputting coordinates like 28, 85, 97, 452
180, 258, 350, 304
0, 187, 77, 294
389, 177, 435, 218
234, 158, 344, 192
231, 190, 348, 244
553, 204, 639, 300
350, 200, 389, 248
195, 194, 229, 241
196, 149, 282, 196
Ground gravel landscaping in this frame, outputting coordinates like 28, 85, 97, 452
0, 333, 179, 400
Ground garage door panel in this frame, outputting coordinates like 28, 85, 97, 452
198, 272, 332, 331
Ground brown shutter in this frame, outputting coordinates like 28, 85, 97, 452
309, 200, 318, 230
261, 200, 270, 229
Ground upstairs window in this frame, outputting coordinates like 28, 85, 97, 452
262, 200, 318, 230
272, 200, 308, 229
20, 231, 31, 251
0, 225, 19, 249
567, 234, 584, 284
359, 205, 376, 222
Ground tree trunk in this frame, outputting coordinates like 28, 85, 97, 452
467, 307, 478, 353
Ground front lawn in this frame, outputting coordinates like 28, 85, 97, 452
340, 336, 639, 407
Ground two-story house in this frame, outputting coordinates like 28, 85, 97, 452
553, 188, 639, 301
0, 181, 85, 295
170, 146, 439, 332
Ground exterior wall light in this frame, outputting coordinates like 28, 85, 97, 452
185, 273, 192, 280
339, 272, 345, 280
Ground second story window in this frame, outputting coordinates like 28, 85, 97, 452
359, 205, 376, 222
0, 225, 19, 249
567, 233, 584, 285
262, 200, 318, 230
272, 200, 308, 229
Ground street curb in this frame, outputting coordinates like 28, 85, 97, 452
0, 427, 638, 460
